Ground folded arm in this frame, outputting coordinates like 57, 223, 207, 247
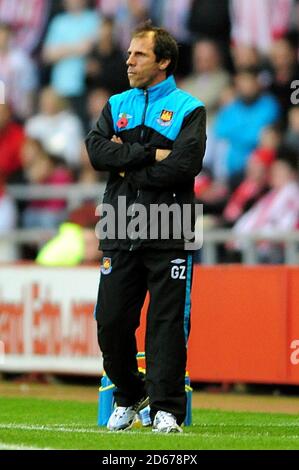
85, 102, 157, 172
127, 107, 207, 190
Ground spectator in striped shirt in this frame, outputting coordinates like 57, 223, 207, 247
0, 23, 38, 120
232, 150, 299, 263
230, 0, 294, 55
0, 0, 50, 55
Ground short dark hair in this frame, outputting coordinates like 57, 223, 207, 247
277, 145, 299, 173
132, 21, 179, 77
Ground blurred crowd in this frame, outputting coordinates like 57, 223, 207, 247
0, 0, 299, 264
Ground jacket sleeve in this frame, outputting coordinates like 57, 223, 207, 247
85, 101, 156, 172
126, 106, 206, 190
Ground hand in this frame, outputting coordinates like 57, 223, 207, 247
155, 149, 171, 162
111, 135, 123, 144
111, 135, 125, 176
75, 40, 94, 56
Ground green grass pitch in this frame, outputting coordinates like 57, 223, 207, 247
1, 397, 299, 450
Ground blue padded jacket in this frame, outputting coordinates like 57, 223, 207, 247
86, 75, 206, 250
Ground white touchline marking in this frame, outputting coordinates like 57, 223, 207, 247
0, 442, 53, 450
0, 423, 196, 436
0, 423, 99, 434
3, 422, 299, 437
0, 424, 298, 443
199, 423, 299, 428
198, 432, 299, 440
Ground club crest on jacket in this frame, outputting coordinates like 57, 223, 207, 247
158, 109, 174, 126
101, 257, 112, 274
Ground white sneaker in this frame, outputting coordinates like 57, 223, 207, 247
107, 396, 149, 431
152, 411, 183, 433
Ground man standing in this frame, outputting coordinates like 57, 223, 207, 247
85, 23, 206, 433
42, 0, 100, 118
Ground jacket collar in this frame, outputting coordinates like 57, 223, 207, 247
134, 75, 176, 100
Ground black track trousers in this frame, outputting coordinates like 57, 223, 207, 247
95, 249, 193, 425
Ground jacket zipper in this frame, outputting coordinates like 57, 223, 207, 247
129, 90, 149, 250
140, 89, 149, 142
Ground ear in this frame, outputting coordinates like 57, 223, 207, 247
158, 58, 171, 72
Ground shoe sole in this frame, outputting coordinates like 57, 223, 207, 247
152, 427, 183, 433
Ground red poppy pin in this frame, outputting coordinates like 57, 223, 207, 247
117, 113, 130, 129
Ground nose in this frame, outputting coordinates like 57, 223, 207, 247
126, 54, 135, 67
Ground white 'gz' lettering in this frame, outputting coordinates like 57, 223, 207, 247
171, 265, 186, 279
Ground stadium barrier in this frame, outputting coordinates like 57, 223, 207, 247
1, 264, 299, 384
5, 183, 299, 264
1, 228, 299, 265
7, 183, 105, 212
